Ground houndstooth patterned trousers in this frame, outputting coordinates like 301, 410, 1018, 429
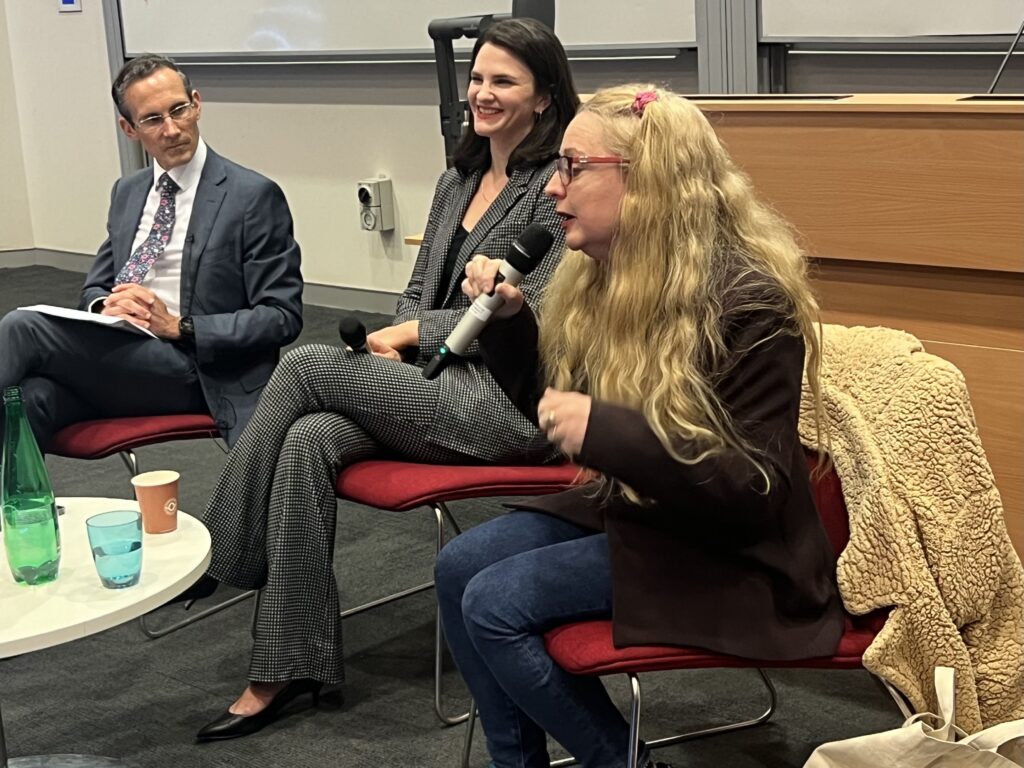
202, 343, 549, 685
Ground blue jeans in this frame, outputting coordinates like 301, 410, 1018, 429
436, 510, 635, 768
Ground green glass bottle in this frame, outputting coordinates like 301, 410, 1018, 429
2, 386, 61, 585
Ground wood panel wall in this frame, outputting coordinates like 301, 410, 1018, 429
696, 95, 1024, 555
810, 260, 1024, 552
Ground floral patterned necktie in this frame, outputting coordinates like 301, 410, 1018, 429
115, 172, 179, 284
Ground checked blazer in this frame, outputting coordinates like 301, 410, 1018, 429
393, 159, 567, 462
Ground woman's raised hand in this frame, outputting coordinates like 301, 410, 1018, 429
537, 387, 592, 458
462, 254, 525, 320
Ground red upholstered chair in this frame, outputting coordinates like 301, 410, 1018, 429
334, 460, 582, 725
49, 414, 221, 475
460, 452, 900, 768
48, 414, 257, 638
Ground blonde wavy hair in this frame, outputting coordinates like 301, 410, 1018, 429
539, 84, 826, 500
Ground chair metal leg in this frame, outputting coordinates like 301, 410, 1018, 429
464, 667, 777, 768
335, 501, 468, 725
137, 589, 258, 639
251, 587, 263, 638
339, 581, 435, 619
640, 667, 777, 754
432, 502, 469, 726
550, 675, 645, 768
118, 449, 138, 478
339, 503, 449, 620
627, 674, 643, 768
437, 500, 463, 536
461, 703, 478, 768
549, 744, 578, 764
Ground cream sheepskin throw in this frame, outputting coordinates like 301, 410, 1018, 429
798, 324, 1024, 732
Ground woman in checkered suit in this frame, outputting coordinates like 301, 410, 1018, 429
192, 19, 580, 741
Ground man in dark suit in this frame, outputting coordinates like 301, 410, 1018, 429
0, 54, 303, 448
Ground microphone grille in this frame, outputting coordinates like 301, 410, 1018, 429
507, 224, 555, 275
338, 316, 366, 344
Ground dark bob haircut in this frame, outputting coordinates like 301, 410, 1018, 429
452, 18, 579, 176
111, 53, 193, 123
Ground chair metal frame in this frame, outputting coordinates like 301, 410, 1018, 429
340, 498, 464, 726
461, 666, 905, 768
48, 415, 258, 639
333, 460, 580, 727
460, 667, 777, 768
458, 455, 904, 767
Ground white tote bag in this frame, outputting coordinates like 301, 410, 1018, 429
804, 667, 1024, 768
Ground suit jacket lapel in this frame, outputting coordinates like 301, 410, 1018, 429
422, 169, 478, 309
180, 149, 228, 315
436, 166, 535, 309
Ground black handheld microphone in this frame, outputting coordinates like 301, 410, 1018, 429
339, 316, 369, 353
422, 223, 554, 380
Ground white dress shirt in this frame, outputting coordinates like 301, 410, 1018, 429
127, 138, 208, 317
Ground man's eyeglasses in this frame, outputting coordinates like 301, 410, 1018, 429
556, 154, 630, 185
135, 102, 196, 132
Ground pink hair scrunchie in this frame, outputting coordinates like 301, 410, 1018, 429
631, 90, 659, 116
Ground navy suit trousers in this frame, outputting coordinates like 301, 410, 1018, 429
0, 309, 207, 451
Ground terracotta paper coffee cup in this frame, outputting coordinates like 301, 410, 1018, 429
131, 470, 180, 534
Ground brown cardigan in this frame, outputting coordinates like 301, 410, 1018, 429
479, 304, 845, 660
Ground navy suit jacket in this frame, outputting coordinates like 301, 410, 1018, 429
80, 147, 304, 445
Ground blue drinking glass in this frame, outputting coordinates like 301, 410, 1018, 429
85, 510, 142, 589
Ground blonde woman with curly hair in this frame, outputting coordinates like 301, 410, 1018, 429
435, 85, 844, 768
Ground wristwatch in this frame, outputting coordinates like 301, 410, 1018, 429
178, 315, 196, 341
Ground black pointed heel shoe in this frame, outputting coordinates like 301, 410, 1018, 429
195, 679, 323, 742
164, 574, 219, 609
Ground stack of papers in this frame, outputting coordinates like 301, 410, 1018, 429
18, 305, 158, 339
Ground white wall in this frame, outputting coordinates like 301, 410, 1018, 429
194, 62, 451, 294
194, 57, 698, 294
201, 99, 442, 293
1, 0, 698, 295
0, 0, 32, 251
0, 0, 450, 293
4, 0, 120, 255
0, 0, 698, 294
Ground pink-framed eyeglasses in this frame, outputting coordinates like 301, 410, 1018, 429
555, 154, 630, 185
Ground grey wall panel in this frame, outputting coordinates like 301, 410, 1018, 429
785, 52, 1024, 93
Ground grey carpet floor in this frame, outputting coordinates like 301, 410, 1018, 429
0, 265, 902, 767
